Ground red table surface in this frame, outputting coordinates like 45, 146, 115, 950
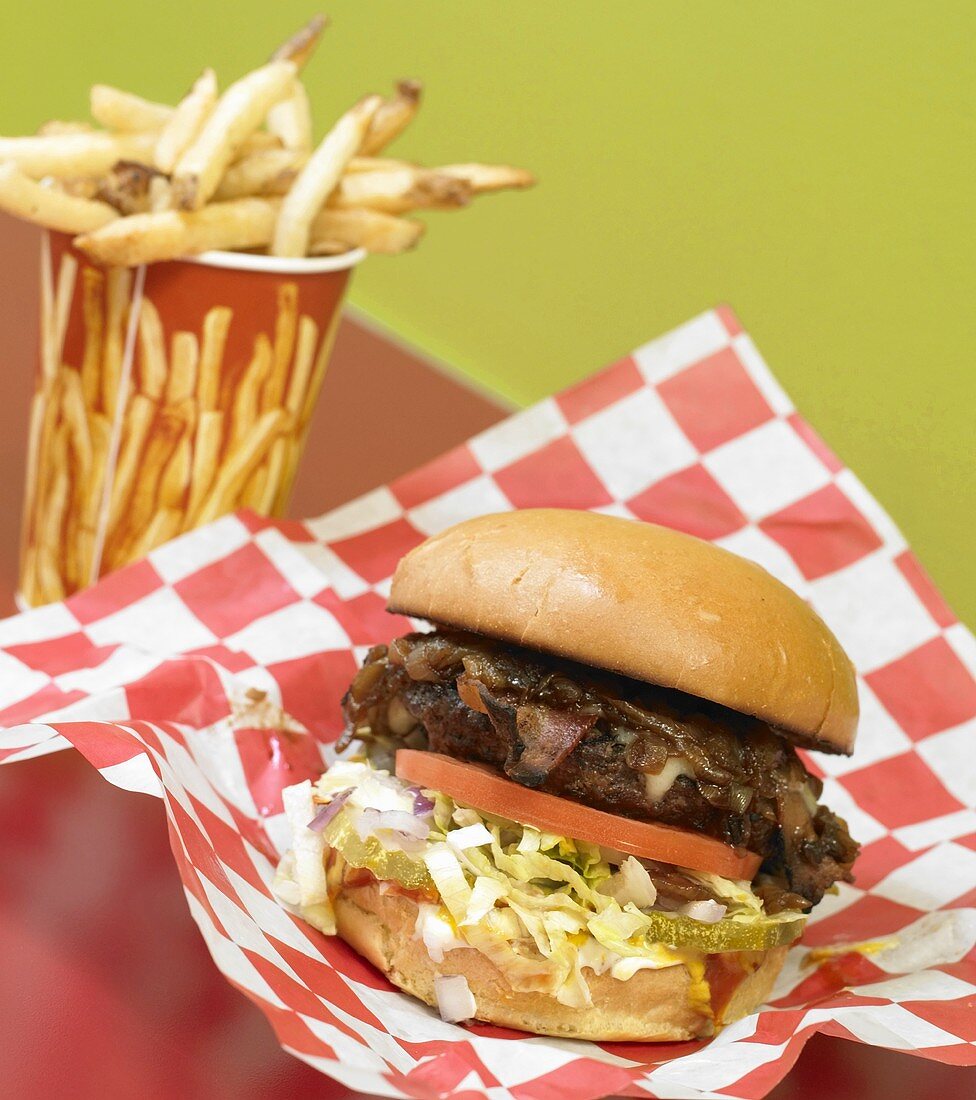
0, 214, 972, 1097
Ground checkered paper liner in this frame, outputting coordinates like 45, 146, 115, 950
2, 306, 975, 1099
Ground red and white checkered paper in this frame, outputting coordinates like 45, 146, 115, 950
2, 306, 975, 1099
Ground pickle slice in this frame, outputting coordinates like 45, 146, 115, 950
324, 817, 804, 952
324, 815, 433, 892
635, 910, 804, 952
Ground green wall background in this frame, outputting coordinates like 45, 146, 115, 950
4, 3, 974, 625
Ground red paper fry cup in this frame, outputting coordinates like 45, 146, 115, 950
18, 230, 363, 606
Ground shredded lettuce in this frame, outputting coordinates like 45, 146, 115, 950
276, 761, 806, 1008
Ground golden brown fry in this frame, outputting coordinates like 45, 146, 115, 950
0, 131, 157, 178
74, 198, 279, 265
284, 315, 319, 416
230, 333, 273, 448
79, 265, 106, 408
148, 176, 171, 212
129, 507, 182, 560
360, 80, 422, 157
241, 463, 270, 510
213, 149, 305, 201
101, 268, 133, 420
172, 60, 297, 210
137, 298, 167, 399
159, 434, 193, 508
434, 162, 537, 193
300, 305, 342, 427
195, 409, 287, 525
90, 84, 173, 131
197, 306, 233, 412
106, 393, 156, 533
309, 207, 424, 255
155, 68, 218, 175
122, 406, 185, 540
0, 162, 118, 233
166, 330, 200, 404
60, 367, 93, 484
38, 120, 93, 136
270, 13, 329, 69
262, 282, 298, 411
258, 438, 287, 514
185, 410, 224, 525
82, 413, 112, 531
267, 80, 313, 152
331, 167, 471, 213
96, 160, 166, 216
36, 545, 66, 604
272, 94, 382, 257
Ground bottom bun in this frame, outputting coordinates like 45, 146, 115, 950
333, 877, 788, 1042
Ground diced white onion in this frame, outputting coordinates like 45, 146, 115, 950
681, 899, 727, 924
447, 823, 493, 852
601, 856, 657, 909
433, 974, 477, 1023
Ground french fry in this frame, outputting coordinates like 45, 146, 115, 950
213, 149, 305, 201
0, 131, 157, 178
166, 330, 199, 403
309, 207, 424, 255
258, 437, 287, 514
53, 251, 78, 365
19, 388, 49, 575
434, 162, 537, 193
346, 156, 415, 173
0, 162, 118, 234
36, 546, 66, 605
267, 80, 313, 152
136, 298, 167, 399
60, 367, 93, 483
197, 306, 233, 411
96, 160, 166, 216
235, 131, 285, 158
129, 507, 182, 561
262, 282, 298, 410
272, 94, 382, 257
360, 80, 422, 156
300, 304, 343, 428
148, 176, 172, 212
37, 120, 94, 136
185, 410, 224, 524
270, 13, 329, 69
159, 434, 193, 508
101, 267, 133, 420
121, 406, 184, 541
79, 265, 105, 408
39, 232, 55, 382
90, 84, 173, 131
155, 68, 218, 175
82, 413, 112, 531
230, 333, 273, 448
331, 167, 471, 213
284, 315, 319, 416
171, 60, 297, 210
195, 409, 287, 525
241, 462, 269, 510
74, 197, 280, 265
106, 393, 156, 532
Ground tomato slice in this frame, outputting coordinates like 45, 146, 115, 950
395, 750, 761, 881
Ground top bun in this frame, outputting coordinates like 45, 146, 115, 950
389, 509, 858, 754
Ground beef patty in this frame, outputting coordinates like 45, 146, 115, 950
341, 630, 859, 912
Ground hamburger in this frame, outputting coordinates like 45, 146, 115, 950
274, 509, 859, 1040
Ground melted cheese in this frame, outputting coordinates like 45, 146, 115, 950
643, 756, 694, 803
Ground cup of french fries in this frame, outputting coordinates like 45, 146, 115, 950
2, 15, 533, 606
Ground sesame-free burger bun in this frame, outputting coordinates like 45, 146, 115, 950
389, 509, 858, 753
333, 874, 788, 1041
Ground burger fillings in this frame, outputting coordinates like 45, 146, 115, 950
274, 509, 861, 1040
